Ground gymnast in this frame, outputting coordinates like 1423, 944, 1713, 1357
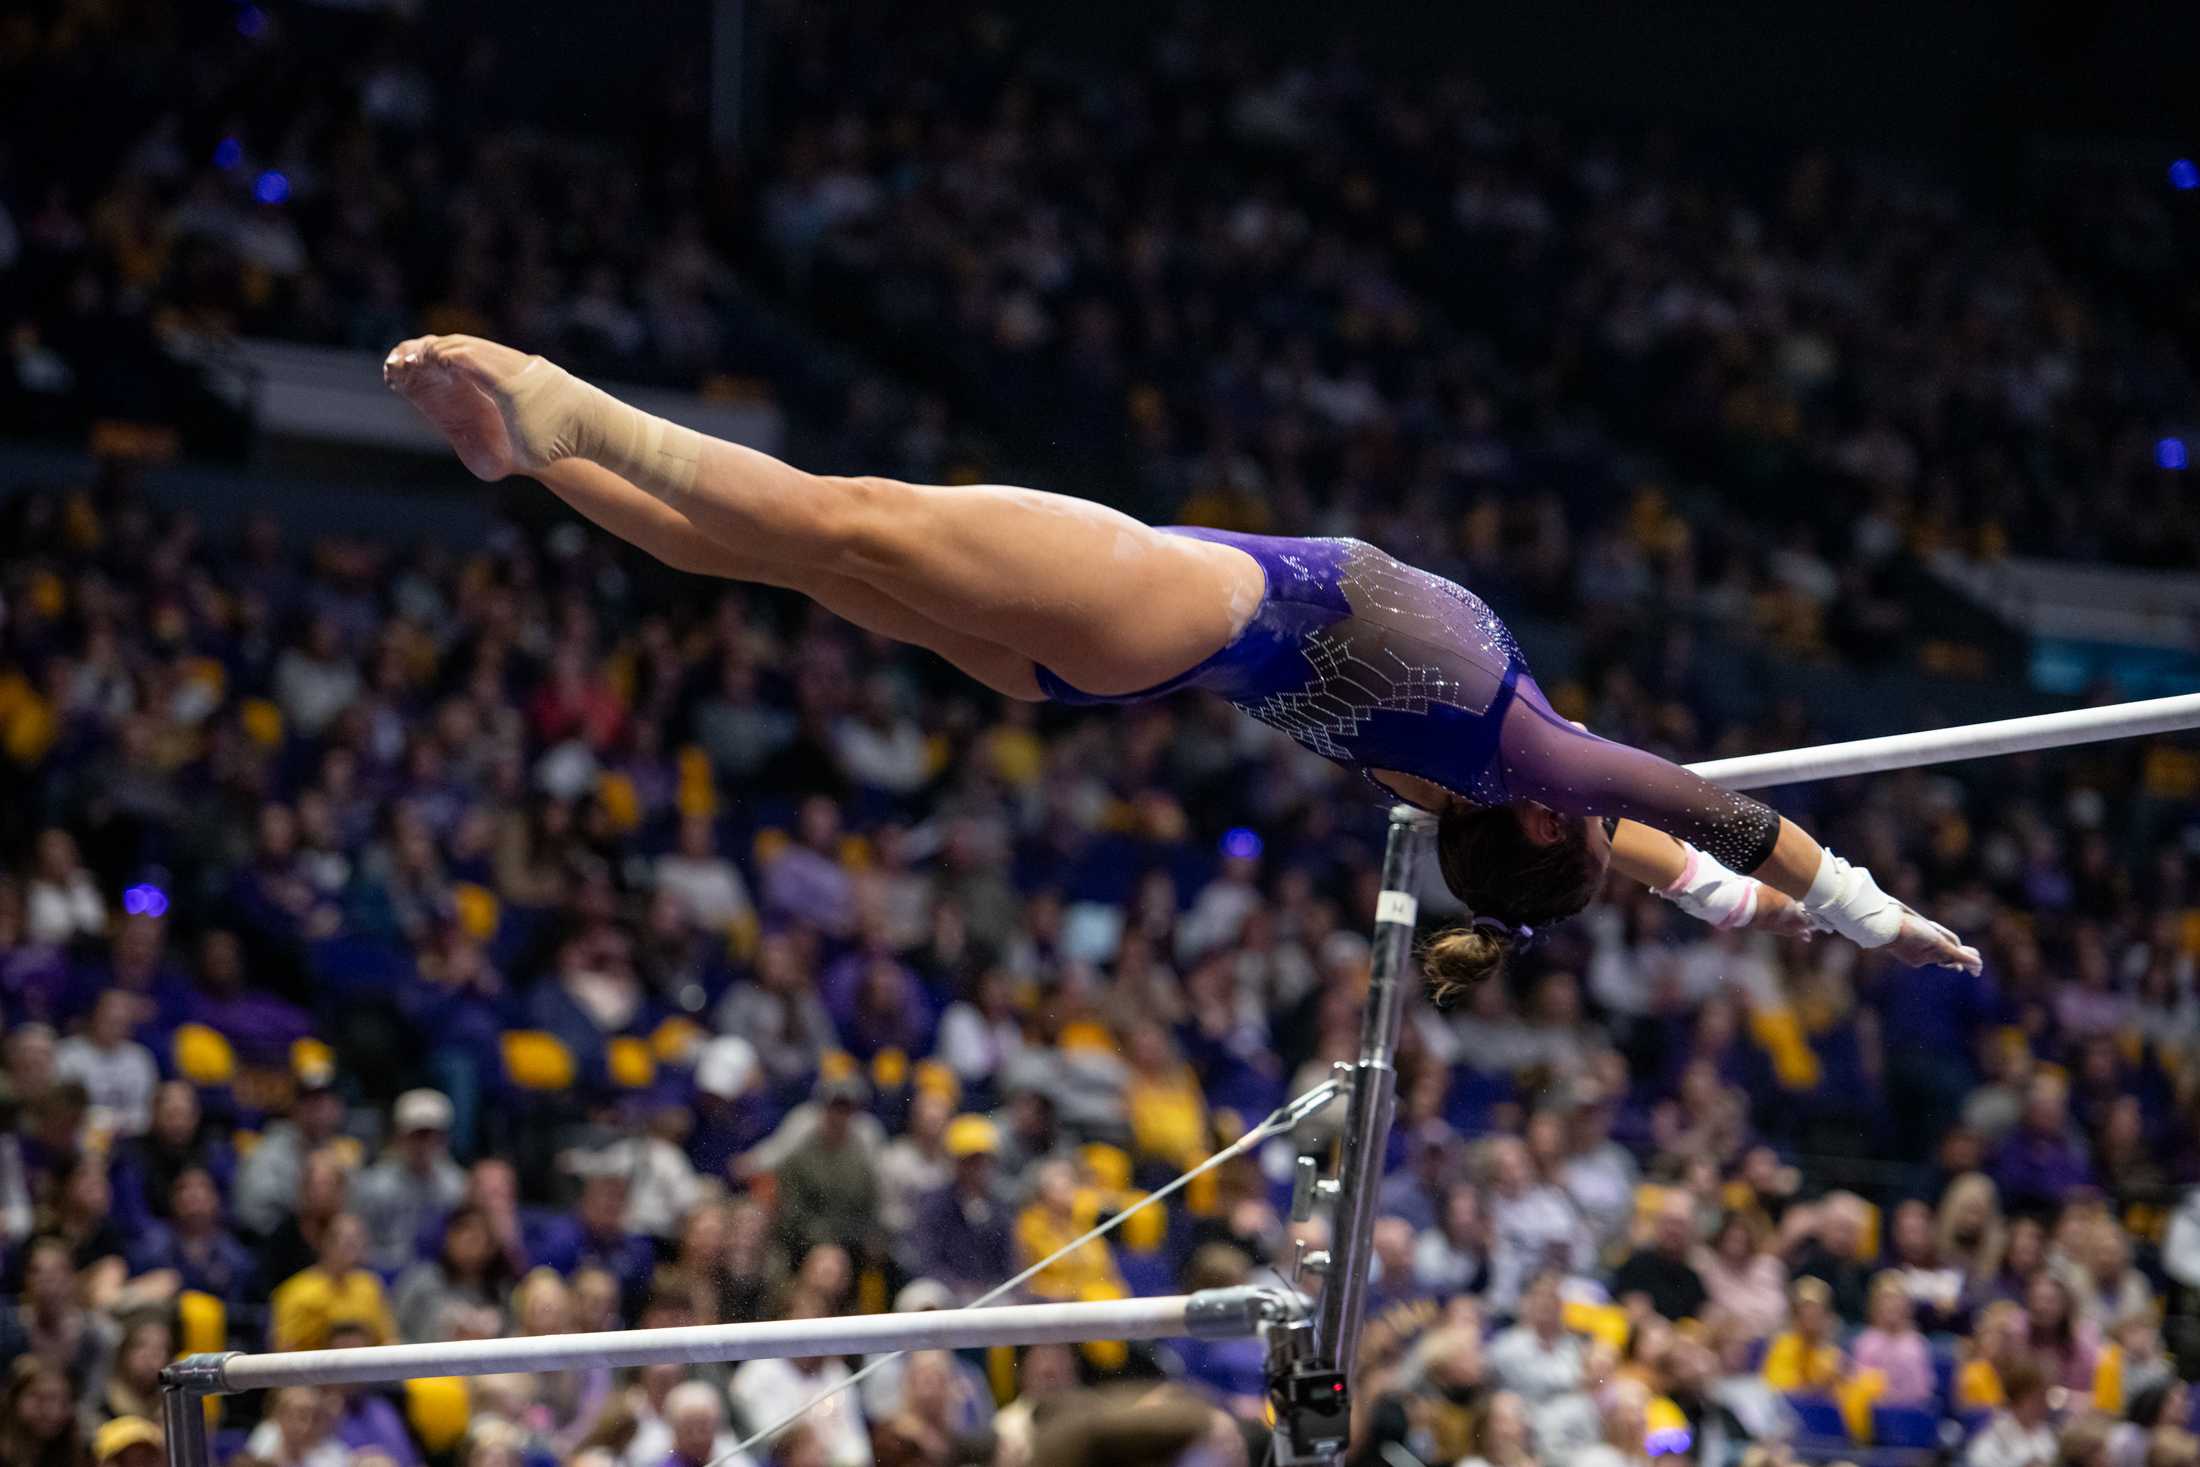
383, 334, 1983, 995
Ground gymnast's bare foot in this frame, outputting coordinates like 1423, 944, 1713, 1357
386, 333, 612, 478
382, 335, 520, 481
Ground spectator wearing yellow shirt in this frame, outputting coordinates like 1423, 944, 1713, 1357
269, 1212, 396, 1352
1123, 1023, 1208, 1174
1955, 1301, 2031, 1412
1014, 1160, 1121, 1302
1762, 1277, 1848, 1394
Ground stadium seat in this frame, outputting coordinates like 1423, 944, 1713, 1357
176, 1291, 226, 1355
404, 1377, 471, 1454
651, 1016, 706, 1063
500, 1031, 577, 1091
1873, 1405, 1941, 1450
1786, 1393, 1850, 1442
451, 881, 501, 940
607, 1036, 655, 1088
172, 1024, 236, 1086
1117, 1193, 1167, 1252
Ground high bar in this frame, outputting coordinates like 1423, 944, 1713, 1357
167, 1288, 1290, 1396
1684, 691, 2200, 792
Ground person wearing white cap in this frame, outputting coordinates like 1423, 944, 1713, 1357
353, 1089, 465, 1274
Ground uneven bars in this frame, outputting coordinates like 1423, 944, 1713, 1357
166, 1289, 1289, 1397
1687, 691, 2200, 791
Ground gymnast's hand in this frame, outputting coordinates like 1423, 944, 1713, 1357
1886, 905, 1984, 974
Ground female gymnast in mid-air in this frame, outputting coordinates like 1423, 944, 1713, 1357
384, 335, 1981, 992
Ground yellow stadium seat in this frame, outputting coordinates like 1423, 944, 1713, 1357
838, 835, 872, 871
752, 828, 790, 865
292, 1037, 335, 1081
451, 882, 501, 941
501, 1031, 577, 1091
177, 1291, 226, 1355
651, 1017, 706, 1064
858, 1268, 888, 1316
1079, 1144, 1133, 1194
912, 1060, 961, 1106
1058, 1020, 1114, 1054
608, 1037, 656, 1089
173, 1025, 236, 1087
1078, 1279, 1130, 1370
1118, 1194, 1167, 1254
596, 772, 641, 833
871, 1048, 909, 1092
239, 698, 284, 747
819, 1050, 858, 1083
404, 1378, 472, 1455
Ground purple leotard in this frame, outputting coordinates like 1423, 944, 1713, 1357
1033, 529, 1781, 872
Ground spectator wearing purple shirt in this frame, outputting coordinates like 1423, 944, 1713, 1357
526, 1166, 656, 1316
323, 1321, 424, 1467
183, 930, 313, 1069
123, 1167, 259, 1309
1993, 1073, 2093, 1214
907, 1115, 1013, 1302
760, 796, 856, 938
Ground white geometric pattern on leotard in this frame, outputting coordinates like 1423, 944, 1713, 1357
1231, 544, 1520, 802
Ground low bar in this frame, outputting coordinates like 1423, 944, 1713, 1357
170, 1290, 1279, 1397
1687, 691, 2200, 791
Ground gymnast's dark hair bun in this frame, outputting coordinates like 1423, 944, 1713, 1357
1423, 925, 1511, 1004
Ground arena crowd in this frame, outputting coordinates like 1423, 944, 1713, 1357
4, 3, 2200, 1467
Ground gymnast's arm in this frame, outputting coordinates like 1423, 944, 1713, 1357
1608, 819, 1815, 937
1504, 690, 1981, 970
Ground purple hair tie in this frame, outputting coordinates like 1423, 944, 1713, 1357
1471, 914, 1534, 942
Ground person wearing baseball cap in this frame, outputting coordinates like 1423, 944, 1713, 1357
353, 1089, 464, 1274
92, 1416, 162, 1467
910, 1115, 1011, 1303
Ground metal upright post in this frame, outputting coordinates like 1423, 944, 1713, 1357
160, 1385, 211, 1467
1313, 804, 1429, 1375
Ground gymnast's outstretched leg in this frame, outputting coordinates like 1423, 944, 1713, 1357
382, 335, 1263, 697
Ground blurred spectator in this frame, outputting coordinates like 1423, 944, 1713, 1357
1486, 1271, 1585, 1407
1611, 1191, 1709, 1323
122, 1166, 258, 1308
1484, 1137, 1593, 1311
909, 1116, 1012, 1303
1995, 1076, 2094, 1215
52, 993, 153, 1138
243, 1386, 349, 1467
660, 1380, 747, 1467
351, 1089, 464, 1275
1786, 1192, 1875, 1322
1459, 1389, 1541, 1467
0, 1235, 116, 1398
1761, 1277, 1846, 1394
269, 1212, 396, 1352
726, 1293, 870, 1467
24, 833, 102, 949
1014, 1159, 1120, 1303
1852, 1271, 1936, 1406
0, 1358, 84, 1467
1412, 1183, 1488, 1296
89, 1319, 168, 1427
1695, 1212, 1788, 1341
1966, 1355, 2058, 1467
323, 1321, 422, 1467
232, 1068, 349, 1239
392, 1205, 510, 1344
771, 1076, 881, 1263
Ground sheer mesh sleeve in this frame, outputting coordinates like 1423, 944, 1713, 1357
1497, 677, 1783, 873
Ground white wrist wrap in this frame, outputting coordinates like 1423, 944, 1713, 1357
1656, 844, 1762, 930
1800, 850, 1904, 948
